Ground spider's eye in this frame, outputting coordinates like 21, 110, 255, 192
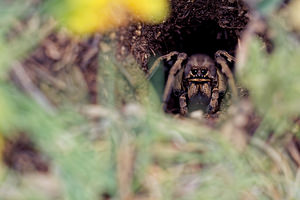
191, 69, 198, 75
200, 68, 208, 75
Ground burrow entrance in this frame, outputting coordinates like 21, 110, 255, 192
117, 0, 249, 113
118, 0, 249, 71
159, 20, 239, 58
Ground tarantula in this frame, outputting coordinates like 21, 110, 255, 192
148, 50, 237, 116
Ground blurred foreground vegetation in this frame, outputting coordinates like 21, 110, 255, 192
1, 0, 300, 200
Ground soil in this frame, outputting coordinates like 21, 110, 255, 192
117, 0, 249, 72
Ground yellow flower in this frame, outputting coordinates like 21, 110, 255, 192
59, 0, 170, 34
124, 0, 170, 23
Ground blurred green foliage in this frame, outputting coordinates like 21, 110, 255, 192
238, 21, 300, 136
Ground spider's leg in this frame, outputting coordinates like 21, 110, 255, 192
162, 53, 187, 112
207, 88, 219, 114
217, 68, 227, 95
147, 51, 179, 80
179, 93, 188, 116
215, 51, 238, 99
215, 50, 236, 62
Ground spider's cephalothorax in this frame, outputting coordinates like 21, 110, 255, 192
148, 50, 236, 116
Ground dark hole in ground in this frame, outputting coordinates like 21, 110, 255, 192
160, 20, 239, 58
118, 0, 249, 114
150, 20, 241, 114
118, 0, 249, 71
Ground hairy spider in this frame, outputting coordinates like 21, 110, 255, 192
148, 50, 237, 115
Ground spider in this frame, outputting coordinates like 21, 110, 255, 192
148, 50, 237, 116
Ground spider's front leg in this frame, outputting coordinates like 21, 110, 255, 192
147, 51, 179, 80
179, 93, 188, 116
207, 88, 219, 114
162, 53, 187, 113
215, 50, 238, 99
